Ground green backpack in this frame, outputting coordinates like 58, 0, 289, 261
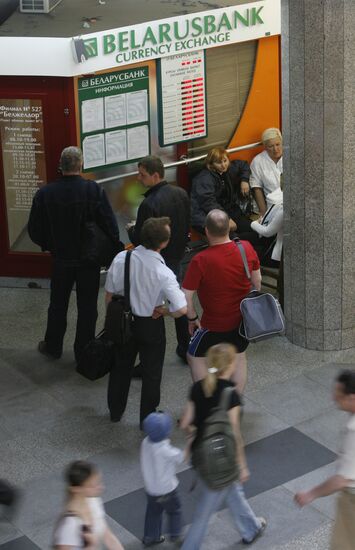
191, 387, 239, 490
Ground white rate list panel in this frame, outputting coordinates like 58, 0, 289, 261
158, 51, 207, 146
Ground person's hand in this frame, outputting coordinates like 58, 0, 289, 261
239, 466, 250, 484
240, 181, 250, 196
82, 526, 96, 549
188, 318, 201, 336
229, 219, 237, 232
294, 491, 314, 507
152, 305, 168, 319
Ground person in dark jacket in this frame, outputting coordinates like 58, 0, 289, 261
127, 155, 190, 361
190, 148, 252, 235
28, 146, 123, 363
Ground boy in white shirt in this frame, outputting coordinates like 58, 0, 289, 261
141, 412, 185, 546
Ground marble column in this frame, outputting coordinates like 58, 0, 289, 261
281, 0, 355, 350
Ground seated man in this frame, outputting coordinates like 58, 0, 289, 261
238, 188, 283, 268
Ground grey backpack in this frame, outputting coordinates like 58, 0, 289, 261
191, 387, 239, 490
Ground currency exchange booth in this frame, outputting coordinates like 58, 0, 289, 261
0, 0, 281, 277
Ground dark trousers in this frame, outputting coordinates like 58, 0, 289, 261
166, 259, 190, 356
143, 489, 182, 543
107, 316, 166, 423
45, 260, 100, 360
0, 480, 16, 507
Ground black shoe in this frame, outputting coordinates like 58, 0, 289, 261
110, 413, 122, 423
132, 364, 143, 378
176, 346, 188, 364
38, 341, 61, 360
143, 536, 165, 547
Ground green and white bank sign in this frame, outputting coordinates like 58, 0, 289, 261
0, 1, 280, 77
73, 0, 280, 72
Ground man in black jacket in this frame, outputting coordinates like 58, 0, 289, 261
28, 146, 123, 362
127, 155, 190, 361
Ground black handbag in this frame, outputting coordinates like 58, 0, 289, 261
104, 250, 133, 347
81, 221, 123, 268
236, 242, 285, 342
76, 329, 114, 381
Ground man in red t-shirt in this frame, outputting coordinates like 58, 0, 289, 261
182, 209, 261, 392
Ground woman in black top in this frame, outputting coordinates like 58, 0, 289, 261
180, 344, 266, 549
190, 148, 253, 236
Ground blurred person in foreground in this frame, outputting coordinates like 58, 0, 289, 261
180, 344, 266, 548
52, 460, 123, 549
295, 370, 355, 550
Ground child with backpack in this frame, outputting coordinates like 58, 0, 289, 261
180, 343, 266, 548
141, 412, 186, 546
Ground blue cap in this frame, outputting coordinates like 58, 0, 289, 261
143, 412, 173, 442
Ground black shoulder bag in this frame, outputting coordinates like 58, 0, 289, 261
104, 250, 133, 347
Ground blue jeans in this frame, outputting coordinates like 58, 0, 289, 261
143, 489, 182, 543
181, 480, 261, 549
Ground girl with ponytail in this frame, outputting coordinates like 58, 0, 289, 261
180, 344, 266, 549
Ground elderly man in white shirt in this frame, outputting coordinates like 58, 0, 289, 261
249, 128, 283, 215
295, 370, 355, 550
105, 217, 187, 426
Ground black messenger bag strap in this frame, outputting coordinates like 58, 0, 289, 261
124, 250, 132, 312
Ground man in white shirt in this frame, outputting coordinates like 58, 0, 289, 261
105, 217, 187, 425
249, 128, 283, 215
295, 370, 355, 550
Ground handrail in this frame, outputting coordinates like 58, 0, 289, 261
96, 141, 262, 185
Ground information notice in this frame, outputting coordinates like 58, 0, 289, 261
157, 51, 207, 146
0, 98, 46, 249
78, 67, 150, 171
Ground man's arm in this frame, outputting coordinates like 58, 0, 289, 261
232, 159, 250, 184
183, 288, 201, 335
105, 291, 113, 307
169, 305, 187, 318
252, 188, 267, 216
251, 207, 283, 238
251, 269, 262, 291
129, 200, 153, 246
28, 191, 47, 250
295, 475, 349, 507
96, 188, 122, 246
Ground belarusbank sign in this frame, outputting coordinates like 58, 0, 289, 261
0, 1, 280, 77
74, 1, 280, 71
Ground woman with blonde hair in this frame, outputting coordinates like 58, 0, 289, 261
52, 460, 124, 550
180, 344, 266, 549
249, 127, 283, 215
190, 147, 253, 236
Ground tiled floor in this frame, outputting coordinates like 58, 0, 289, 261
0, 283, 354, 549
